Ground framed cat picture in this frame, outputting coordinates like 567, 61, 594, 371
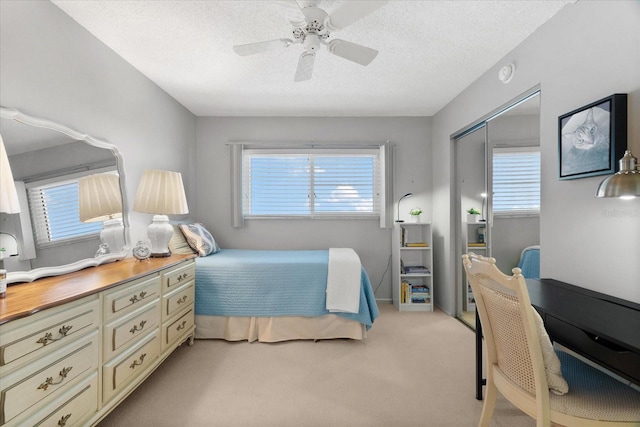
558, 93, 627, 180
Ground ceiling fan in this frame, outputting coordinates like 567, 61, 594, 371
233, 0, 387, 82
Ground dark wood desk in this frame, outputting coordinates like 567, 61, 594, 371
475, 278, 640, 400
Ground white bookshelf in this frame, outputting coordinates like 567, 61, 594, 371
392, 222, 433, 312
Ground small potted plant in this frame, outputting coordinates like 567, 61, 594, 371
409, 207, 422, 222
467, 208, 481, 223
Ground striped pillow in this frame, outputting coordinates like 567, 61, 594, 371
169, 225, 196, 255
179, 223, 220, 257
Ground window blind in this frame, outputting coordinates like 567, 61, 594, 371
492, 147, 540, 214
242, 148, 381, 218
28, 180, 101, 247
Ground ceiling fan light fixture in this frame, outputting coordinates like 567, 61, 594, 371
233, 0, 387, 81
304, 34, 321, 53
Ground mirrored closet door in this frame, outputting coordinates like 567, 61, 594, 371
454, 91, 541, 329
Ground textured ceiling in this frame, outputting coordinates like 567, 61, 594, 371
51, 1, 572, 117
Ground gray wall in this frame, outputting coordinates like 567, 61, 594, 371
0, 1, 196, 247
432, 0, 640, 313
195, 117, 432, 301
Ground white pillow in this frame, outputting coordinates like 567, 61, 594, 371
531, 306, 569, 395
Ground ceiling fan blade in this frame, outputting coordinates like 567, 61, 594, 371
294, 52, 315, 82
233, 39, 293, 56
270, 1, 307, 28
327, 39, 379, 66
326, 1, 387, 31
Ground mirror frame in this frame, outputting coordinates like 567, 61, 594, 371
1, 106, 130, 284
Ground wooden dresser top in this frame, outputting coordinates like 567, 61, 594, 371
0, 254, 195, 325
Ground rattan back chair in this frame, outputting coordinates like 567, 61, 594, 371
462, 252, 640, 427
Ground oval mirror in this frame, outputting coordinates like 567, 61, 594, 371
0, 107, 130, 284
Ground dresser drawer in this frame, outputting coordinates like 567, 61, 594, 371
162, 309, 194, 352
0, 331, 99, 425
102, 330, 160, 402
103, 301, 160, 361
546, 315, 640, 385
22, 372, 98, 427
162, 261, 195, 292
0, 297, 99, 370
103, 275, 160, 322
163, 283, 195, 320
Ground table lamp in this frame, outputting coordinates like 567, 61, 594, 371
395, 193, 413, 222
134, 170, 189, 257
79, 173, 124, 254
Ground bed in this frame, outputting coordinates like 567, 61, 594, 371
193, 248, 379, 342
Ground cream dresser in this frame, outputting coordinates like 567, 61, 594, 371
0, 255, 196, 427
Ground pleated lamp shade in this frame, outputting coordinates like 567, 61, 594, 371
0, 134, 21, 214
78, 173, 123, 222
134, 170, 189, 215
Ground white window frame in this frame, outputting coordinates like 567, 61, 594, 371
492, 146, 541, 216
240, 147, 385, 220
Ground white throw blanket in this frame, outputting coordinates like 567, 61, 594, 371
326, 248, 361, 314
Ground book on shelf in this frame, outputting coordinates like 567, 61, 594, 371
404, 265, 430, 274
405, 242, 429, 247
467, 242, 486, 247
401, 281, 410, 303
400, 226, 407, 247
401, 282, 430, 304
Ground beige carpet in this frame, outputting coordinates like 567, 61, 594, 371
98, 304, 534, 427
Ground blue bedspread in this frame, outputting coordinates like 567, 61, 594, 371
195, 249, 379, 329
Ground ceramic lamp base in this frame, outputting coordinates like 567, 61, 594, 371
101, 218, 125, 254
147, 214, 173, 257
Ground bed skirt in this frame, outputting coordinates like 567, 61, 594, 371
194, 315, 367, 343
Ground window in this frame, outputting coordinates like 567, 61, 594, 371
242, 148, 382, 218
492, 147, 540, 215
28, 179, 102, 247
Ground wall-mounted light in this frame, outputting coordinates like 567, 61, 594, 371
134, 170, 189, 257
595, 150, 640, 200
395, 193, 413, 223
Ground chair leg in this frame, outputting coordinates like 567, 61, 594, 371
479, 381, 497, 427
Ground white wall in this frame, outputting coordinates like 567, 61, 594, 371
432, 0, 640, 313
0, 1, 196, 246
195, 117, 432, 301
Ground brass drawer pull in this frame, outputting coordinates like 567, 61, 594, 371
129, 353, 147, 369
36, 325, 73, 346
177, 273, 189, 282
38, 366, 73, 391
176, 320, 187, 331
58, 413, 72, 427
129, 320, 147, 334
129, 290, 148, 305
177, 295, 188, 304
